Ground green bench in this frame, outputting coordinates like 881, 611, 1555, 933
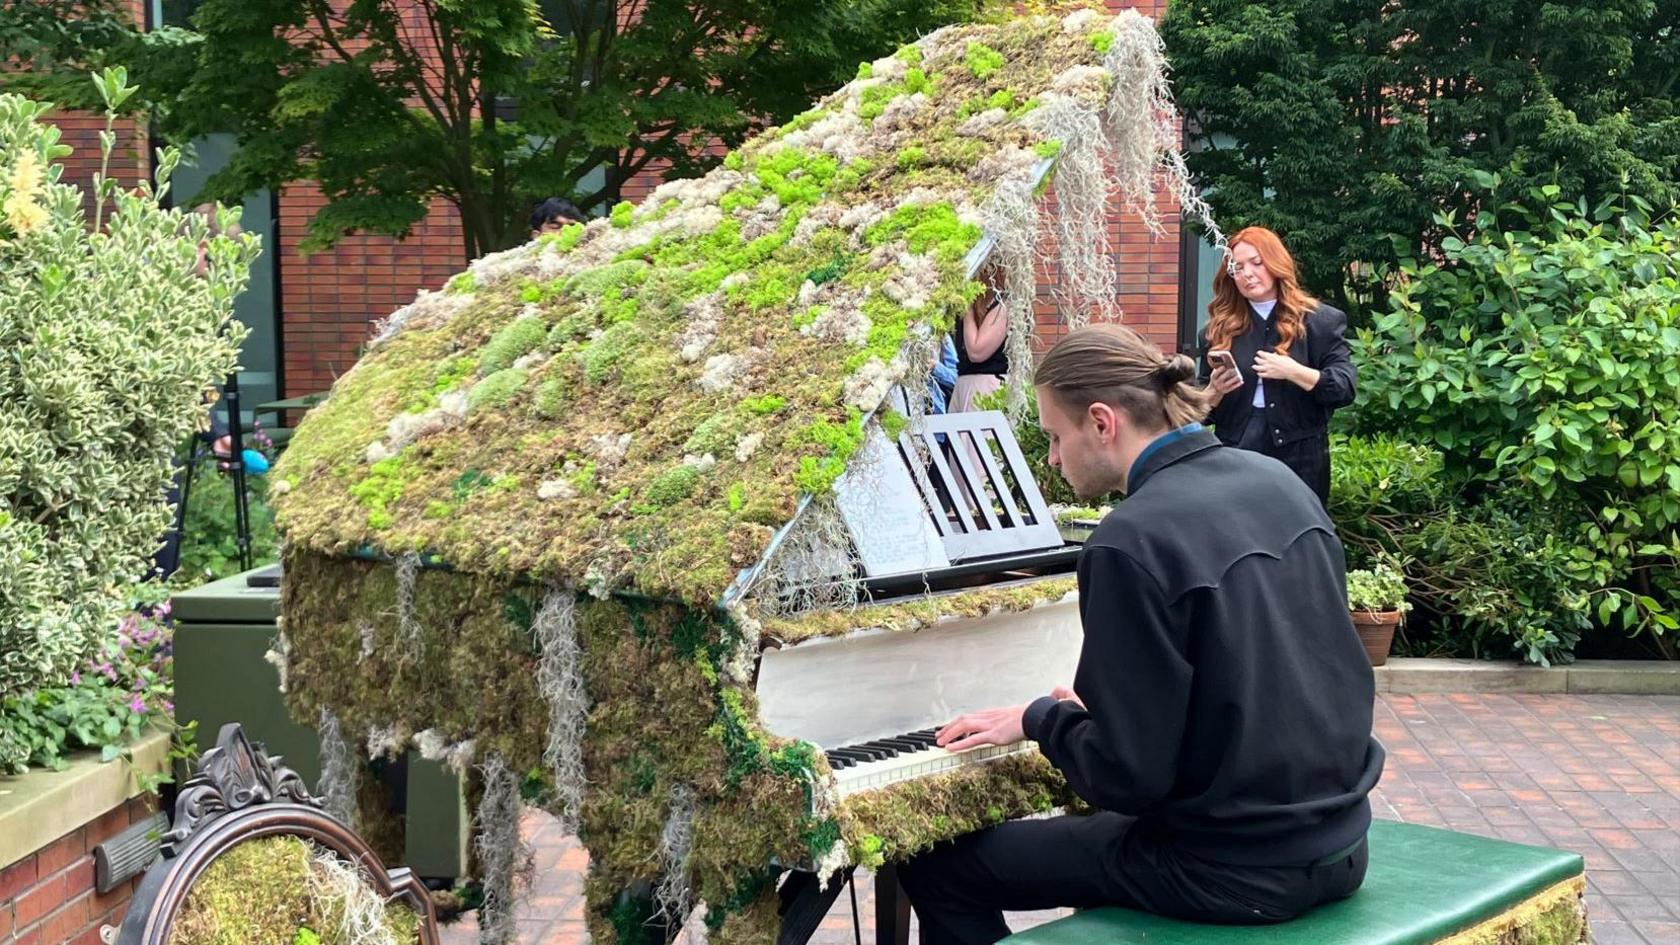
1001, 820, 1586, 945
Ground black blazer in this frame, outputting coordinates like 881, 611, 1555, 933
1199, 302, 1357, 500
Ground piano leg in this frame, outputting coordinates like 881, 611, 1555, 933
777, 868, 851, 945
873, 864, 913, 945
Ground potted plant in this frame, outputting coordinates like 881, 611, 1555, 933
1346, 563, 1410, 666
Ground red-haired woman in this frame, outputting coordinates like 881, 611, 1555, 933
1201, 227, 1356, 504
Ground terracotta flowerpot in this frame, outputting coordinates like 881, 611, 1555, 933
1350, 609, 1402, 666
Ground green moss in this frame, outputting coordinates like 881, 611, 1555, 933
349, 455, 412, 530
533, 376, 569, 419
880, 410, 908, 440
645, 464, 703, 506
863, 201, 983, 266
1090, 31, 1114, 54
445, 272, 476, 294
1035, 139, 1063, 159
467, 368, 529, 410
896, 146, 928, 170
479, 316, 547, 373
741, 394, 785, 415
683, 414, 740, 455
855, 61, 874, 80
563, 259, 649, 299
792, 408, 865, 495
903, 67, 933, 96
722, 150, 743, 171
755, 148, 839, 209
169, 835, 421, 945
610, 201, 635, 228
578, 321, 639, 384
964, 41, 1005, 80
894, 45, 921, 64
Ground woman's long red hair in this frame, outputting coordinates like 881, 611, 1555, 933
1205, 227, 1317, 356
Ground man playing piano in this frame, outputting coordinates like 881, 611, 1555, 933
898, 324, 1385, 944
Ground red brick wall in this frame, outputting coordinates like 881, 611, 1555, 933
277, 185, 466, 397
0, 796, 158, 945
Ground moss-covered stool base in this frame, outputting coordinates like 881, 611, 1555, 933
999, 820, 1587, 945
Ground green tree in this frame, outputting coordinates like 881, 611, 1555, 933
1159, 0, 1680, 314
0, 1, 200, 113
151, 0, 983, 260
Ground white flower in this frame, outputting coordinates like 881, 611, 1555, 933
683, 453, 717, 471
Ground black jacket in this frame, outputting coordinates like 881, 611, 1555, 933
1199, 303, 1356, 500
1023, 431, 1385, 867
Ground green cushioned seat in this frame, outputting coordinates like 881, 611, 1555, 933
1000, 820, 1585, 945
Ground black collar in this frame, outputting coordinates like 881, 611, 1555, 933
1129, 429, 1221, 494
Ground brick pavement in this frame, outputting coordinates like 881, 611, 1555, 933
438, 694, 1680, 945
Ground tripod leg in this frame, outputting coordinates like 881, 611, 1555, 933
221, 372, 253, 571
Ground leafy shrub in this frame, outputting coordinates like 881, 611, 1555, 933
1353, 194, 1679, 655
0, 72, 256, 697
1331, 435, 1605, 665
0, 584, 181, 774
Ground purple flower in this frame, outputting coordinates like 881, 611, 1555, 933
70, 671, 81, 685
164, 701, 174, 713
128, 695, 146, 713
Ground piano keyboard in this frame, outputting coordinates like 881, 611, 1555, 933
824, 729, 1034, 795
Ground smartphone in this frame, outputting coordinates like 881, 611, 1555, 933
1208, 349, 1242, 384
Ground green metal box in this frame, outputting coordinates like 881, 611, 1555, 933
171, 564, 470, 881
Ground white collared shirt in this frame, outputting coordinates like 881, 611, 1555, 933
1251, 299, 1276, 409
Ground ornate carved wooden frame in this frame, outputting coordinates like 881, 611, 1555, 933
116, 722, 440, 945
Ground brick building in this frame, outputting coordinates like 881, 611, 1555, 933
49, 0, 1215, 407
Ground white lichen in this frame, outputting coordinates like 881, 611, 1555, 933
733, 432, 764, 464
394, 553, 422, 659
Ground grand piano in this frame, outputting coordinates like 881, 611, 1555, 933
270, 10, 1202, 945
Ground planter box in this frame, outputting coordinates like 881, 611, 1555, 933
0, 730, 169, 945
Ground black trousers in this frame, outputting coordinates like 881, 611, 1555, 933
897, 813, 1368, 945
1234, 410, 1331, 507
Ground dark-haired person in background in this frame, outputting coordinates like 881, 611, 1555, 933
898, 323, 1383, 945
529, 196, 587, 239
1201, 226, 1356, 505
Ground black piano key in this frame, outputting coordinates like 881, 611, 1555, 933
828, 747, 879, 764
877, 738, 925, 752
824, 752, 855, 769
901, 732, 939, 748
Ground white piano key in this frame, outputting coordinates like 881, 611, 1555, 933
833, 740, 1034, 796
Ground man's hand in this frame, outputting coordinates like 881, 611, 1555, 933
1253, 350, 1320, 390
1050, 685, 1085, 708
937, 704, 1028, 752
